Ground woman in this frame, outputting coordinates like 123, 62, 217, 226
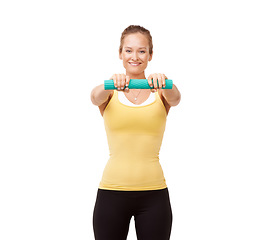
91, 25, 181, 240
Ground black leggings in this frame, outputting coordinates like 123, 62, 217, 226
93, 188, 172, 240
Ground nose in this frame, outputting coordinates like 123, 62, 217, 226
131, 51, 139, 61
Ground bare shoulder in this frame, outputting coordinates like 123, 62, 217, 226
158, 90, 170, 115
99, 92, 114, 116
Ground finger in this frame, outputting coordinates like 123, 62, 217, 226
125, 75, 130, 88
147, 75, 153, 88
112, 75, 117, 88
117, 74, 122, 90
162, 74, 166, 88
157, 74, 163, 89
120, 74, 126, 90
153, 74, 158, 89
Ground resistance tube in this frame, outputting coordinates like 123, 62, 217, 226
104, 79, 173, 90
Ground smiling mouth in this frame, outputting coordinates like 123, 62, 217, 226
129, 62, 141, 66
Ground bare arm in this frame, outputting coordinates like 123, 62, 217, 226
147, 73, 181, 107
161, 84, 181, 107
90, 84, 113, 106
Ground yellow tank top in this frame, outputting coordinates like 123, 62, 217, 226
99, 90, 168, 191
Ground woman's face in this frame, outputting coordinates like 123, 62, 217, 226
119, 33, 152, 78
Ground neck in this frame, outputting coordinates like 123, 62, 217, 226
126, 71, 146, 79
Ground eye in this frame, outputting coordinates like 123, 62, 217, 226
126, 50, 131, 53
140, 50, 146, 54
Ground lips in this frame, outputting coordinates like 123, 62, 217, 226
129, 62, 141, 66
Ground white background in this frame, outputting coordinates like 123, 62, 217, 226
1, 0, 264, 239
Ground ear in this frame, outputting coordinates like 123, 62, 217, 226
119, 52, 122, 60
149, 53, 153, 61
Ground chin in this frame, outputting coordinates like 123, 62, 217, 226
126, 70, 143, 77
126, 66, 146, 76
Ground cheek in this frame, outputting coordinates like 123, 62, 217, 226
141, 56, 149, 65
141, 54, 150, 61
123, 55, 131, 62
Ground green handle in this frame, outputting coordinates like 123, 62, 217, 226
104, 79, 173, 90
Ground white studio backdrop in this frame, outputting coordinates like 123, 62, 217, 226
0, 0, 264, 239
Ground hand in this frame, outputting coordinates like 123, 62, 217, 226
147, 73, 168, 92
110, 74, 130, 92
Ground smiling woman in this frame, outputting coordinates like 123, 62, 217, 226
91, 25, 181, 240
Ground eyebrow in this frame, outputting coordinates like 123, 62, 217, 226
124, 47, 147, 49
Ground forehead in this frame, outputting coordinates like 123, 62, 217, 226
123, 33, 149, 48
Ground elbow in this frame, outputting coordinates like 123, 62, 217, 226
169, 92, 181, 107
176, 92, 181, 105
171, 97, 181, 106
90, 91, 99, 106
90, 85, 112, 106
167, 84, 181, 106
